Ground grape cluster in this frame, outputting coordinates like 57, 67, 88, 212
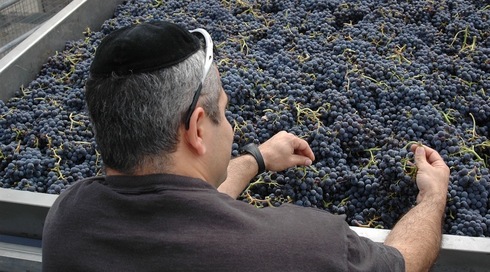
1, 0, 489, 237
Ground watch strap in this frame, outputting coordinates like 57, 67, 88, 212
240, 143, 266, 175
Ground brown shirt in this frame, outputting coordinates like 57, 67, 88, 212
42, 174, 404, 271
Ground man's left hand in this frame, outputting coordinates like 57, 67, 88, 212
258, 131, 315, 172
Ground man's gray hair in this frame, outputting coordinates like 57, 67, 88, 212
85, 50, 222, 174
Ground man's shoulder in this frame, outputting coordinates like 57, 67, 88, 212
62, 175, 105, 193
51, 176, 106, 206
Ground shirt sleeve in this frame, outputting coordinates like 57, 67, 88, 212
345, 227, 405, 272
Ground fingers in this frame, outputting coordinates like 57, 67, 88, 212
413, 145, 428, 169
290, 154, 313, 167
281, 133, 315, 163
425, 148, 447, 168
258, 131, 315, 172
291, 137, 315, 161
409, 143, 450, 204
286, 138, 315, 167
411, 144, 447, 169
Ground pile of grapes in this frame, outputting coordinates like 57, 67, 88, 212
0, 0, 489, 237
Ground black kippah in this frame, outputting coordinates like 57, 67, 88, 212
90, 21, 201, 76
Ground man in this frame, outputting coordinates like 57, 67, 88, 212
42, 21, 450, 271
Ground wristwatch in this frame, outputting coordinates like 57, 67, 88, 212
240, 143, 266, 175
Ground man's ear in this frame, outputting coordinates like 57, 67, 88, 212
184, 107, 206, 155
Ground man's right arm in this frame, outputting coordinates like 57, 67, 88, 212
384, 145, 450, 272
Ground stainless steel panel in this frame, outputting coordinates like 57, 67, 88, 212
0, 189, 57, 238
352, 227, 490, 271
0, 0, 125, 101
0, 235, 41, 272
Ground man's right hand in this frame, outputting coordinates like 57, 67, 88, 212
385, 144, 450, 272
411, 144, 450, 204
